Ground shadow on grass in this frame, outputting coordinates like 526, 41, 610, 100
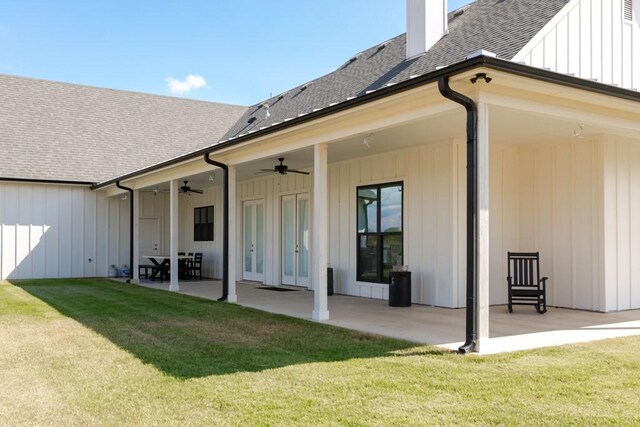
12, 279, 420, 379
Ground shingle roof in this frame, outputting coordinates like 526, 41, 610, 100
0, 74, 247, 182
1, 0, 569, 184
221, 0, 569, 141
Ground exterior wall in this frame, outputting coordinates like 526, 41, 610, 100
513, 0, 640, 90
603, 135, 640, 311
488, 140, 605, 311
328, 143, 462, 307
107, 195, 131, 274
0, 182, 109, 280
177, 187, 223, 279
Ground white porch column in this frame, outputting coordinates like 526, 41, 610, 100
227, 165, 238, 303
169, 179, 180, 292
312, 143, 330, 321
132, 189, 140, 283
476, 100, 490, 350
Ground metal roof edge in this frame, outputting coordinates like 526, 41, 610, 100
93, 56, 640, 190
0, 177, 95, 186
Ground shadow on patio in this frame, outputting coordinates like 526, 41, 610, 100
13, 279, 424, 379
142, 279, 640, 355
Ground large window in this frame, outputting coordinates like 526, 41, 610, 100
194, 206, 214, 242
356, 182, 403, 283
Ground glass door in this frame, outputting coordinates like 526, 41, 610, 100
243, 199, 264, 282
281, 193, 310, 287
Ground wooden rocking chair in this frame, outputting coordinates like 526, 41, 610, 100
507, 252, 548, 314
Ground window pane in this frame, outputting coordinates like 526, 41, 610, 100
207, 206, 213, 223
357, 187, 378, 232
380, 185, 402, 232
382, 234, 403, 283
358, 235, 378, 282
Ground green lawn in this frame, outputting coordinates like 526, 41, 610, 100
1, 279, 639, 426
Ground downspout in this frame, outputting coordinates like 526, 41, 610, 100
203, 153, 230, 302
438, 76, 477, 354
115, 181, 134, 283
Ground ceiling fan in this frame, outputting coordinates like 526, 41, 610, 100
258, 158, 309, 175
180, 180, 203, 195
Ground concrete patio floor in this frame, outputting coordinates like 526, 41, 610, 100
136, 279, 640, 354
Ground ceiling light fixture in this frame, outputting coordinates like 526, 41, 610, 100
363, 133, 374, 149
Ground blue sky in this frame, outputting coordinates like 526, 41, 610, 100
0, 1, 474, 106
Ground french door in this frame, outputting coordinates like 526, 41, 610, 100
243, 199, 264, 282
281, 193, 310, 287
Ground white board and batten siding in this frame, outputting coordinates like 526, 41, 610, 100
328, 144, 464, 307
489, 141, 605, 311
603, 135, 640, 311
513, 0, 640, 91
0, 182, 108, 280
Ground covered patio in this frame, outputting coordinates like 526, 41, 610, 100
100, 59, 640, 353
135, 279, 640, 354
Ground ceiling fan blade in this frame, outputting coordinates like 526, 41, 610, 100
258, 168, 275, 172
190, 189, 204, 194
287, 169, 310, 175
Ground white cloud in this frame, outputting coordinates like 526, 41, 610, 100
166, 74, 207, 94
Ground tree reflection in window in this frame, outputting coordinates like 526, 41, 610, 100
357, 182, 403, 283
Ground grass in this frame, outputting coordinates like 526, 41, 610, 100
1, 279, 639, 426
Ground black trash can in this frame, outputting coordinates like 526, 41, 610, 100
327, 267, 334, 296
389, 271, 411, 307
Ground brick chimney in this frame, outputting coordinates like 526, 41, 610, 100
406, 0, 448, 59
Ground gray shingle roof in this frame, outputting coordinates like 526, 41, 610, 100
221, 0, 569, 141
0, 74, 247, 182
1, 0, 568, 184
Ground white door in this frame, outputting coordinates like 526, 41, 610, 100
139, 218, 160, 263
243, 200, 265, 282
282, 193, 310, 287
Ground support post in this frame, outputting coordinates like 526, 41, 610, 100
132, 189, 140, 283
169, 179, 180, 292
312, 143, 330, 321
476, 100, 490, 349
227, 165, 238, 302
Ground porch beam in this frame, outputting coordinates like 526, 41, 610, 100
169, 179, 179, 292
481, 92, 640, 136
312, 143, 329, 321
476, 100, 490, 349
227, 165, 238, 303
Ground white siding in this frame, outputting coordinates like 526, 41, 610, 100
328, 143, 460, 306
514, 0, 640, 90
486, 140, 604, 311
0, 183, 106, 280
603, 135, 640, 311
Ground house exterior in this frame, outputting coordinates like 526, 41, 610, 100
1, 0, 639, 351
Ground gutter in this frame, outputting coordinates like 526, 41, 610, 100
203, 154, 230, 302
0, 177, 93, 186
91, 55, 640, 191
115, 181, 134, 283
438, 76, 478, 354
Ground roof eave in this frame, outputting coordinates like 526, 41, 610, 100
92, 55, 640, 190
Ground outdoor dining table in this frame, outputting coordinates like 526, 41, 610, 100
143, 255, 192, 281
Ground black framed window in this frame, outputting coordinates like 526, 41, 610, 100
356, 182, 403, 283
194, 206, 214, 242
